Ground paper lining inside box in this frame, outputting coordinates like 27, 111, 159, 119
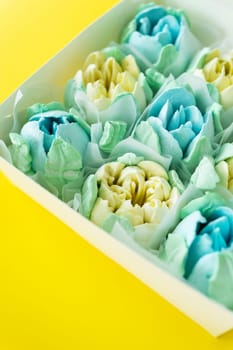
1, 0, 233, 337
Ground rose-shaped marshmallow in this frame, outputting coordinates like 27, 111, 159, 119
65, 48, 152, 125
160, 193, 233, 309
79, 154, 180, 228
18, 103, 89, 172
194, 49, 233, 111
8, 102, 89, 199
134, 74, 222, 171
120, 4, 201, 91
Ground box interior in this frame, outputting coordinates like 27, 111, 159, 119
1, 0, 233, 337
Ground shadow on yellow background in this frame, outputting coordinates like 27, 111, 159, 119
1, 1, 233, 348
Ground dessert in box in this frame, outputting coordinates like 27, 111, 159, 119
1, 0, 233, 336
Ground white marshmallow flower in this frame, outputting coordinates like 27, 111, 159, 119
65, 49, 153, 125
79, 154, 180, 229
194, 49, 233, 110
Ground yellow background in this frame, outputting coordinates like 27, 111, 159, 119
0, 0, 233, 348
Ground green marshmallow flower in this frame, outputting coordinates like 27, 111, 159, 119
159, 193, 233, 310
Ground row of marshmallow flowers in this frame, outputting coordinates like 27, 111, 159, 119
5, 110, 233, 312
70, 151, 233, 311
3, 47, 154, 199
5, 99, 193, 251
9, 97, 233, 312
3, 68, 233, 312
5, 72, 225, 199
64, 42, 225, 174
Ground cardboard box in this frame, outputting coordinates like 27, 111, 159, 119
1, 0, 233, 337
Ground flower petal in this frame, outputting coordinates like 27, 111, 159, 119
152, 15, 180, 42
148, 117, 183, 166
21, 120, 47, 172
73, 89, 99, 124
56, 122, 90, 157
177, 73, 219, 113
170, 121, 196, 152
158, 100, 174, 128
134, 120, 161, 154
184, 136, 213, 173
44, 137, 82, 197
99, 121, 127, 153
27, 101, 65, 119
184, 105, 203, 133
110, 136, 171, 170
208, 207, 233, 245
128, 31, 163, 63
9, 133, 32, 174
159, 233, 189, 276
173, 210, 206, 246
209, 251, 233, 309
148, 87, 196, 117
79, 174, 98, 218
157, 19, 201, 77
185, 234, 215, 278
135, 6, 166, 30
100, 94, 138, 127
188, 252, 218, 295
215, 143, 233, 163
190, 156, 220, 190
91, 198, 114, 226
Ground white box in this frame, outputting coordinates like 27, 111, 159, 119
1, 0, 233, 337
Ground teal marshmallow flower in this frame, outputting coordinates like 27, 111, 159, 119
19, 103, 90, 172
7, 102, 89, 199
120, 4, 201, 91
134, 74, 222, 172
160, 194, 233, 309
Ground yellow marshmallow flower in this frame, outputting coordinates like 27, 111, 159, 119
195, 49, 233, 109
74, 51, 151, 112
216, 157, 233, 193
90, 160, 180, 227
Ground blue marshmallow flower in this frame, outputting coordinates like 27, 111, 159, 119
134, 74, 222, 171
160, 196, 233, 309
121, 4, 201, 90
19, 103, 90, 172
8, 102, 90, 200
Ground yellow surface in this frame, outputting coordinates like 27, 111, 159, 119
0, 1, 233, 349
